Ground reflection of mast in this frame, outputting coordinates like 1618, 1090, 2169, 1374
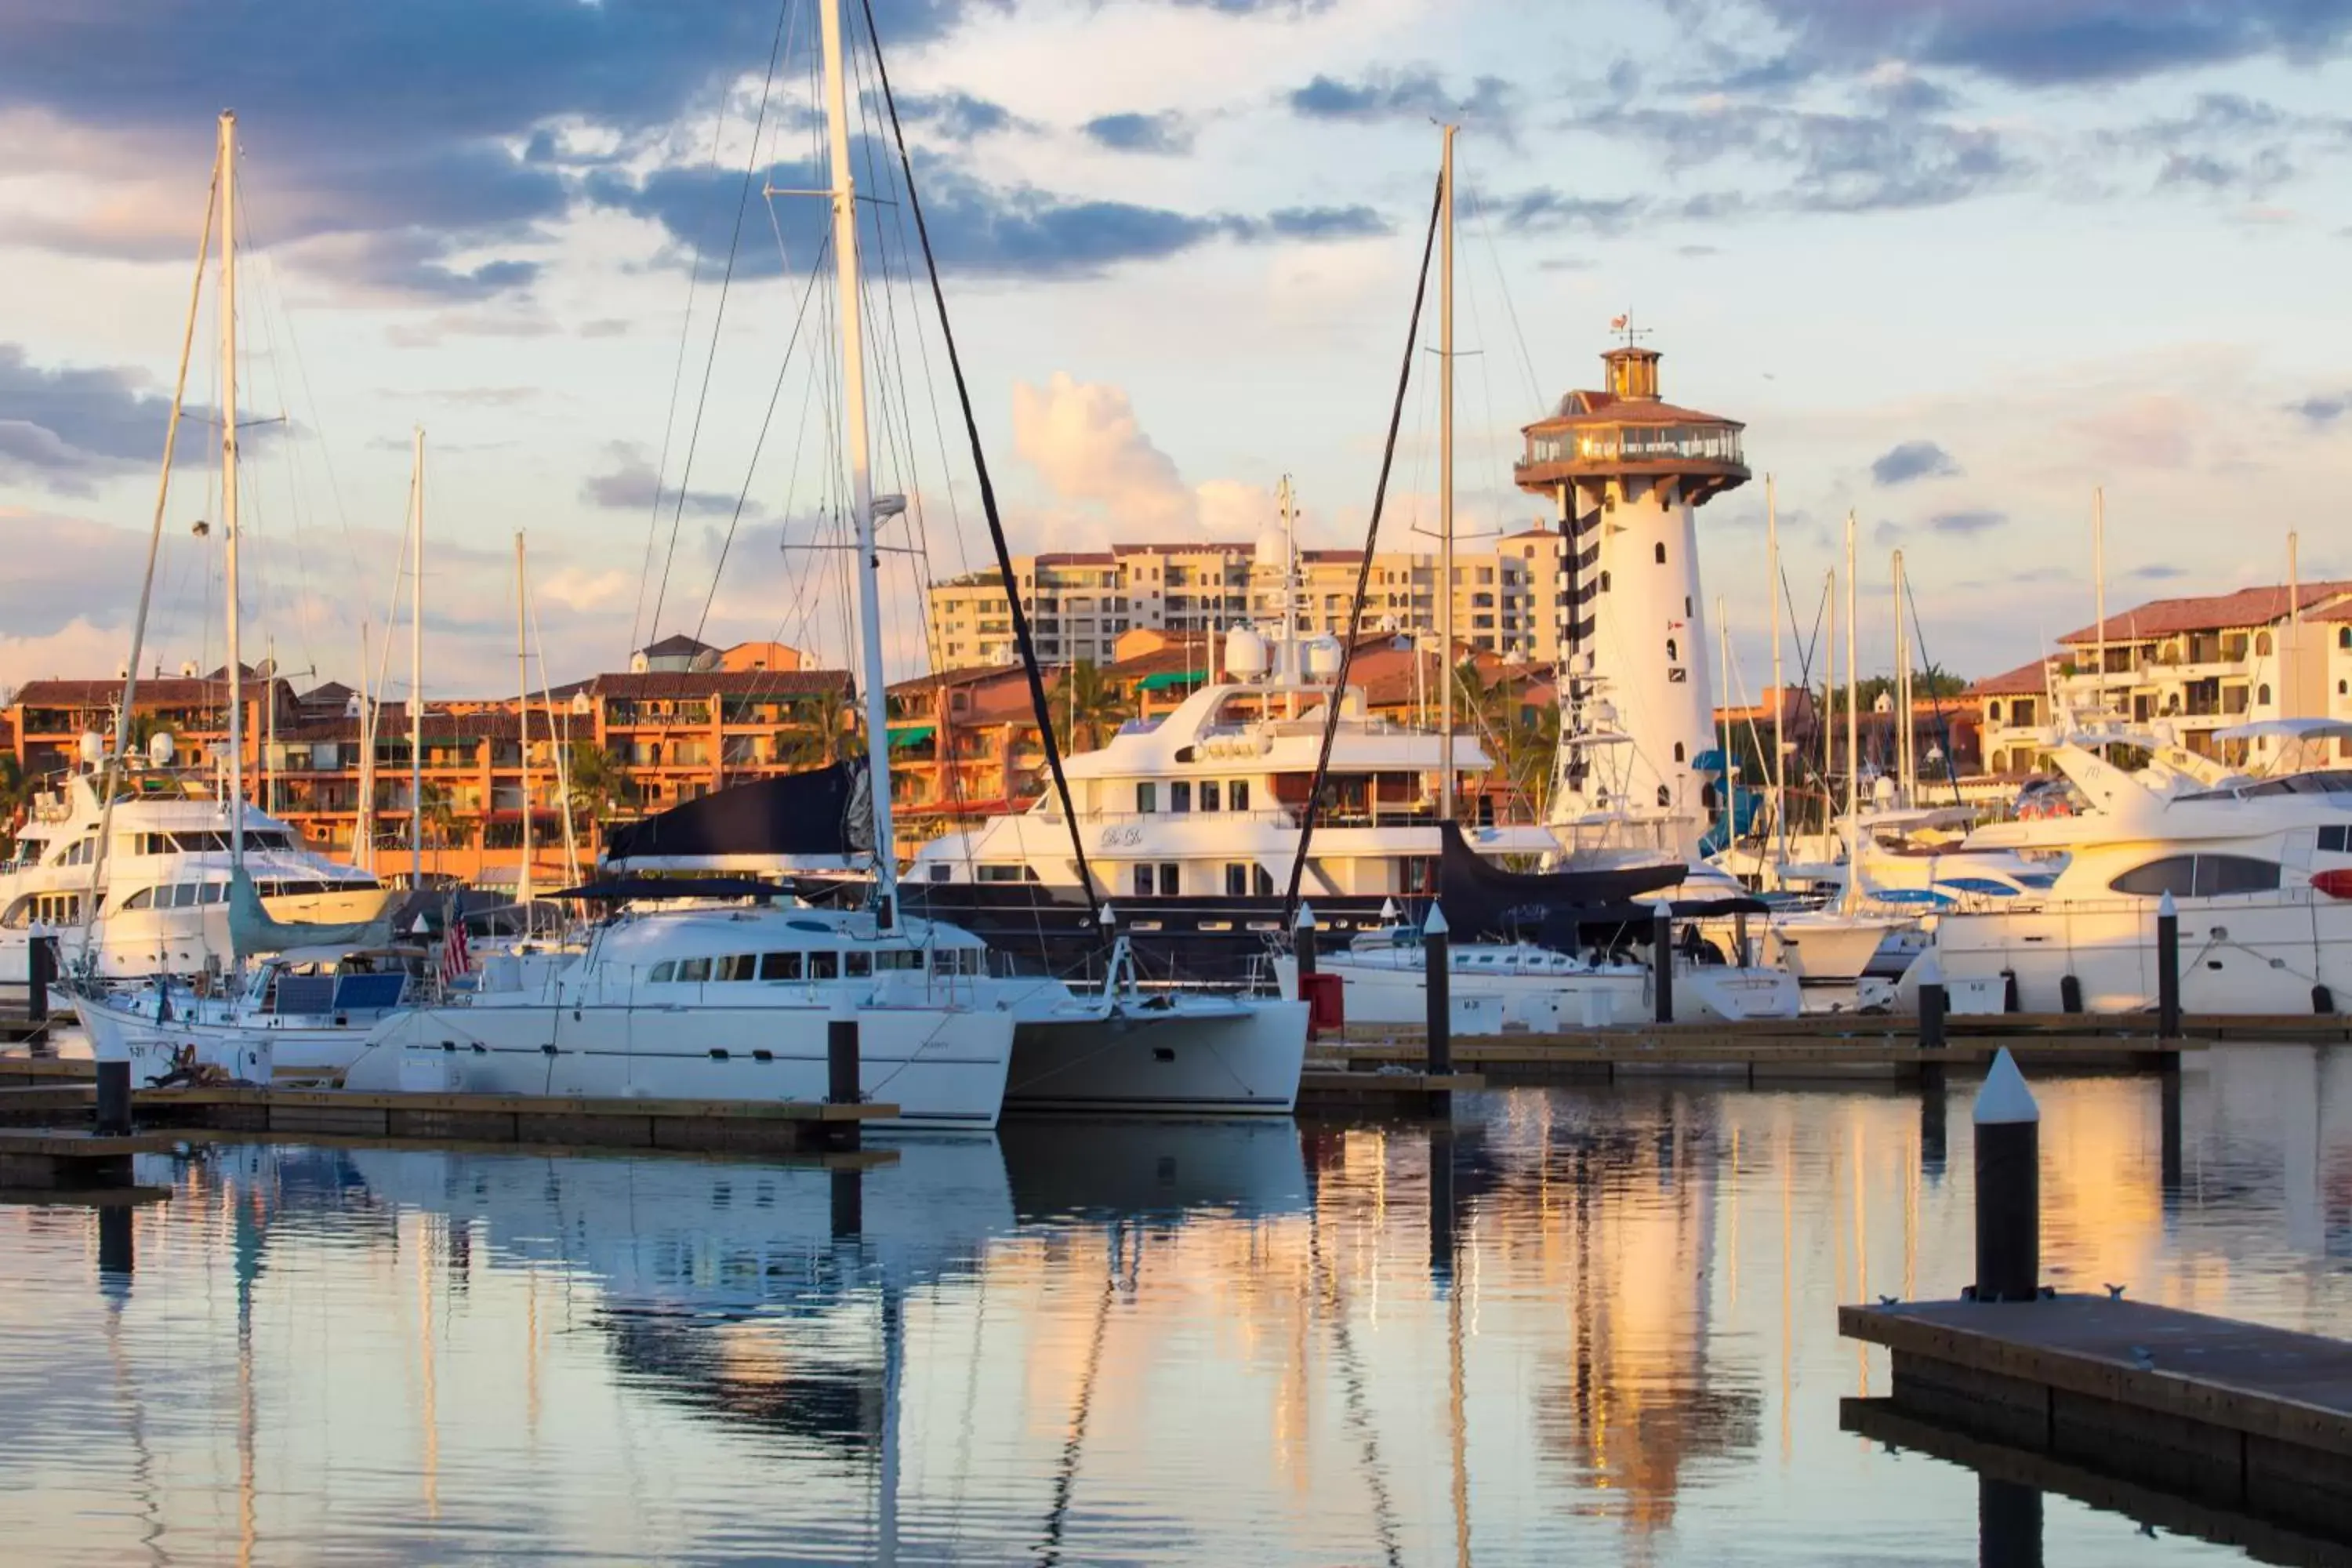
1304, 1142, 1404, 1568
877, 1284, 901, 1567
1035, 1230, 1118, 1566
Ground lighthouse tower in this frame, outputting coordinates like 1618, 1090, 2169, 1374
1515, 336, 1749, 863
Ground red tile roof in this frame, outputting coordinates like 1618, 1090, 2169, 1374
1966, 657, 2053, 697
2055, 582, 2352, 644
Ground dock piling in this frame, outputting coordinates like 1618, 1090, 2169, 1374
25, 936, 52, 1033
1651, 905, 1674, 1025
827, 1011, 860, 1109
1293, 902, 1318, 985
1978, 1475, 2044, 1568
2156, 891, 2182, 1040
94, 1061, 132, 1137
1423, 902, 1452, 1076
1971, 1048, 2042, 1303
831, 1167, 862, 1240
1918, 951, 1947, 1052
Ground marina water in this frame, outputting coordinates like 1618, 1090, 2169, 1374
5, 1047, 2350, 1564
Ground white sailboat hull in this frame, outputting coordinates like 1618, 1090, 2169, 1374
342, 1001, 1016, 1130
1273, 954, 1647, 1032
1933, 895, 2352, 1015
1002, 998, 1308, 1115
73, 990, 275, 1084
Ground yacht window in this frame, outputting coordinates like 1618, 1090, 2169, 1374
876, 949, 924, 971
1159, 862, 1181, 895
1254, 866, 1274, 897
1225, 862, 1251, 897
1229, 780, 1250, 812
2321, 826, 2351, 854
718, 955, 757, 982
1200, 781, 1221, 811
123, 887, 156, 910
677, 957, 712, 983
1134, 864, 1156, 897
203, 883, 227, 905
844, 952, 872, 978
1171, 781, 1192, 813
2108, 855, 2281, 898
808, 953, 839, 979
976, 864, 1026, 883
1136, 781, 1158, 814
928, 864, 952, 882
760, 952, 803, 980
649, 961, 677, 983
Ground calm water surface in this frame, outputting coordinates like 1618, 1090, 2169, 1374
5, 1046, 2352, 1566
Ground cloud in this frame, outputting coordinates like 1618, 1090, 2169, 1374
1082, 111, 1196, 156
1927, 509, 2007, 535
2129, 563, 2190, 580
1289, 68, 1517, 137
1012, 373, 1192, 528
0, 343, 217, 494
581, 441, 750, 518
2289, 391, 2352, 428
895, 90, 1029, 143
1871, 441, 1962, 485
1483, 189, 1650, 235
1740, 0, 2352, 87
1255, 205, 1392, 240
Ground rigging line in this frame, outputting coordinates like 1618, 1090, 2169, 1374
1281, 169, 1446, 924
691, 228, 833, 648
646, 0, 795, 648
861, 0, 1105, 925
1900, 572, 1967, 809
1459, 176, 1544, 412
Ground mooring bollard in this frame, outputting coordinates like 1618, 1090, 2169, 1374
1423, 902, 1452, 1076
1971, 1047, 2041, 1304
1651, 903, 1675, 1025
1917, 949, 1948, 1052
25, 934, 53, 1029
2156, 889, 2182, 1040
94, 1059, 132, 1137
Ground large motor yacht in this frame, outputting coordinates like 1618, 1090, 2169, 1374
1930, 726, 2352, 1013
2, 732, 390, 993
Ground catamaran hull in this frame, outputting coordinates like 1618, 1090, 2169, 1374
1272, 955, 1648, 1032
342, 1004, 1016, 1129
1933, 897, 2352, 1015
1003, 1000, 1308, 1115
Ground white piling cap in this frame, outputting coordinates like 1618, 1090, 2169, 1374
1913, 949, 1943, 988
1294, 902, 1316, 930
1098, 902, 1117, 927
1424, 902, 1449, 937
2158, 889, 2176, 919
1973, 1047, 2040, 1125
830, 985, 859, 1022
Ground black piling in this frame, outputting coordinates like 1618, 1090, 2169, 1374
1970, 1048, 2041, 1304
1918, 952, 1948, 1053
1293, 902, 1318, 986
830, 1168, 863, 1240
2156, 890, 2182, 1040
1424, 902, 1453, 1076
94, 1060, 132, 1137
828, 1015, 860, 1107
1651, 904, 1675, 1025
25, 935, 53, 1032
96, 1205, 133, 1279
1977, 1475, 2045, 1568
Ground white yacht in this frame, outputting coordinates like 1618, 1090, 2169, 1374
72, 942, 418, 1083
3, 735, 390, 993
1930, 729, 2352, 1013
1275, 923, 1650, 1031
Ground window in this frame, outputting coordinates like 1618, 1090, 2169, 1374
844, 952, 872, 978
2108, 855, 2282, 897
760, 952, 803, 980
1226, 862, 1251, 896
649, 960, 677, 983
203, 883, 226, 905
1229, 780, 1250, 812
1254, 866, 1274, 897
2257, 684, 2273, 706
2319, 826, 2350, 854
1599, 571, 1611, 593
123, 887, 155, 910
677, 957, 711, 982
1200, 780, 1220, 812
1654, 543, 1667, 564
1136, 781, 1157, 813
876, 949, 924, 971
1685, 596, 1693, 616
1171, 781, 1192, 813
808, 952, 839, 979
1666, 638, 1678, 662
1159, 862, 1181, 895
1673, 742, 1686, 763
1134, 864, 1156, 897
929, 864, 951, 882
719, 955, 757, 982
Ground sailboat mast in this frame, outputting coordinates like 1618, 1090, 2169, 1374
220, 110, 246, 869
1892, 548, 1910, 805
410, 427, 425, 887
1820, 569, 1835, 840
1715, 594, 1733, 851
2288, 528, 2302, 719
1842, 512, 1859, 909
516, 531, 533, 918
1436, 122, 1457, 823
820, 0, 898, 925
358, 620, 374, 873
1766, 474, 1784, 869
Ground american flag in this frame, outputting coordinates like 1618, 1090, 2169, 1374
438, 903, 471, 988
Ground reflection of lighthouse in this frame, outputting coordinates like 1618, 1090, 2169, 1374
1517, 335, 1749, 863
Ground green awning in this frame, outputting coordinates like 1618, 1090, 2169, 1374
1137, 670, 1206, 693
887, 724, 935, 748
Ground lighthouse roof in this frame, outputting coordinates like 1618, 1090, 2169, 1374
1526, 387, 1745, 432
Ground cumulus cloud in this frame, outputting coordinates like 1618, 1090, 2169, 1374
1012, 374, 1193, 528
1289, 68, 1517, 138
581, 441, 749, 517
1083, 111, 1196, 156
1871, 441, 1962, 485
2288, 391, 2352, 428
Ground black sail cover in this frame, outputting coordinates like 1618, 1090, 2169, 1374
601, 760, 871, 866
1435, 821, 1693, 941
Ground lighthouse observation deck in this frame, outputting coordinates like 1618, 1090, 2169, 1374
1513, 346, 1750, 506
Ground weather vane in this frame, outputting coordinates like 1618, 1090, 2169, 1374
1608, 311, 1650, 349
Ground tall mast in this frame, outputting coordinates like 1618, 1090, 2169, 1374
2288, 529, 2302, 720
264, 633, 277, 816
821, 0, 898, 925
410, 426, 425, 887
2092, 485, 2106, 717
357, 620, 374, 873
1892, 548, 1910, 806
516, 531, 534, 921
1715, 594, 1733, 851
1820, 568, 1835, 842
1766, 474, 1784, 869
1436, 122, 1457, 824
220, 110, 246, 870
1842, 512, 1859, 910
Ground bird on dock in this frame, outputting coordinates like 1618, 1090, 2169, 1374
2104, 1283, 2127, 1299
1877, 1294, 1899, 1306
2129, 1345, 2156, 1371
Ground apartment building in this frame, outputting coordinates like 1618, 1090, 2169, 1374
927, 529, 1573, 670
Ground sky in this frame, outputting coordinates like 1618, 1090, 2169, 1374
3, 0, 2352, 704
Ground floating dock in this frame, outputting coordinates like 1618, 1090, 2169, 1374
1296, 1068, 1484, 1115
1842, 1295, 2352, 1543
0, 1127, 182, 1189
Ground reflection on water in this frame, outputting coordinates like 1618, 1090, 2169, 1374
5, 1047, 2352, 1565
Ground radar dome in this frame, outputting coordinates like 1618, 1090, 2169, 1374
77, 731, 103, 768
147, 732, 175, 768
1253, 529, 1287, 572
1224, 626, 1269, 679
1303, 636, 1344, 681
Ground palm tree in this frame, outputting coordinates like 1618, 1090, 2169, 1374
0, 753, 27, 858
413, 782, 462, 881
565, 739, 635, 827
779, 685, 857, 768
1058, 660, 1131, 754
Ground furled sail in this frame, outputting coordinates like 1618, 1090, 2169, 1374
601, 760, 870, 869
227, 867, 395, 956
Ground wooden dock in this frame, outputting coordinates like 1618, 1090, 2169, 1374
0, 1127, 181, 1189
1296, 1068, 1484, 1116
113, 1087, 891, 1152
1842, 1295, 2352, 1542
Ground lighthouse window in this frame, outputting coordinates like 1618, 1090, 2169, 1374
1656, 785, 1671, 807
1666, 638, 1678, 662
1654, 543, 1667, 564
1673, 742, 1686, 763
1685, 597, 1693, 616
1599, 571, 1611, 593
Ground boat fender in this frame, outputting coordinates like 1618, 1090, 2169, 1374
2315, 984, 2336, 1016
2059, 975, 2082, 1014
2000, 969, 2019, 1014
